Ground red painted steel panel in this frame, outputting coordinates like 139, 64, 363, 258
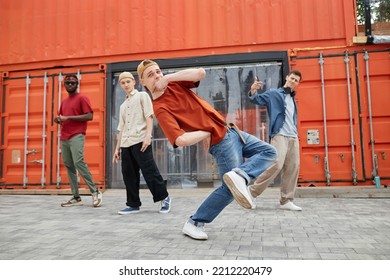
0, 0, 356, 67
297, 55, 363, 185
358, 51, 390, 185
293, 47, 390, 186
0, 0, 388, 189
0, 66, 106, 189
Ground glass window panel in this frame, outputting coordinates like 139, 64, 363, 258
110, 62, 282, 188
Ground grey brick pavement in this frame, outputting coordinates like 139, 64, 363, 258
0, 187, 390, 260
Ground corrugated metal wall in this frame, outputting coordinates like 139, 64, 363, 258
1, 0, 389, 189
0, 66, 106, 190
110, 61, 280, 188
0, 0, 356, 68
293, 47, 390, 186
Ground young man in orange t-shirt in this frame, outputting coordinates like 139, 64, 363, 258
138, 60, 278, 240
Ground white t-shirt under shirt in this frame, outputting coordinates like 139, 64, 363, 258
278, 94, 297, 138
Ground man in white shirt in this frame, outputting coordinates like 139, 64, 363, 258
113, 71, 171, 214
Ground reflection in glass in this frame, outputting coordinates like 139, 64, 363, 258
110, 62, 282, 188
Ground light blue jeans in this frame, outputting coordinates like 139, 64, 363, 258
190, 127, 277, 225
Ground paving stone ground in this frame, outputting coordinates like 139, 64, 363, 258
0, 187, 390, 260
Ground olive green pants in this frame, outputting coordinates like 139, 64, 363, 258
61, 134, 97, 197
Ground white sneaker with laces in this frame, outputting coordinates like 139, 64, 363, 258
280, 201, 302, 211
182, 221, 208, 240
223, 171, 254, 209
92, 190, 103, 207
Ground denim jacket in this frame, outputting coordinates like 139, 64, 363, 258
248, 87, 297, 139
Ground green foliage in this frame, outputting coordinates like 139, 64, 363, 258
376, 1, 390, 22
356, 0, 365, 24
356, 0, 390, 24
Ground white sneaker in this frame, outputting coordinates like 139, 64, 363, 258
280, 201, 302, 211
182, 221, 208, 240
92, 190, 103, 207
223, 171, 254, 209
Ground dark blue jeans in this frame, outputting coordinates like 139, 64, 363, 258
121, 142, 168, 207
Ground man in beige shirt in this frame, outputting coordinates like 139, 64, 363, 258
113, 71, 170, 214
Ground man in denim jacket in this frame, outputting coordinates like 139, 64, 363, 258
248, 70, 303, 211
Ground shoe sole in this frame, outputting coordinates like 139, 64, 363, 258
61, 203, 83, 207
93, 200, 103, 207
223, 174, 252, 209
118, 210, 140, 215
280, 206, 302, 211
182, 229, 208, 240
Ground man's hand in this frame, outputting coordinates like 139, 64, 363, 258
250, 76, 263, 96
140, 136, 152, 152
54, 115, 65, 124
153, 77, 168, 93
112, 149, 120, 163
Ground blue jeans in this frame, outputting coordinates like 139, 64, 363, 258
190, 127, 277, 225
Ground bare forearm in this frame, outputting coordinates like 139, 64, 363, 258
112, 130, 123, 163
153, 68, 206, 94
60, 112, 93, 122
140, 116, 153, 152
145, 116, 153, 139
175, 131, 211, 147
164, 68, 206, 83
115, 130, 123, 151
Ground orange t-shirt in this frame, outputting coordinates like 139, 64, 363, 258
153, 81, 227, 148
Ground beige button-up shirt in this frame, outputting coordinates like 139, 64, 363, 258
117, 89, 154, 147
